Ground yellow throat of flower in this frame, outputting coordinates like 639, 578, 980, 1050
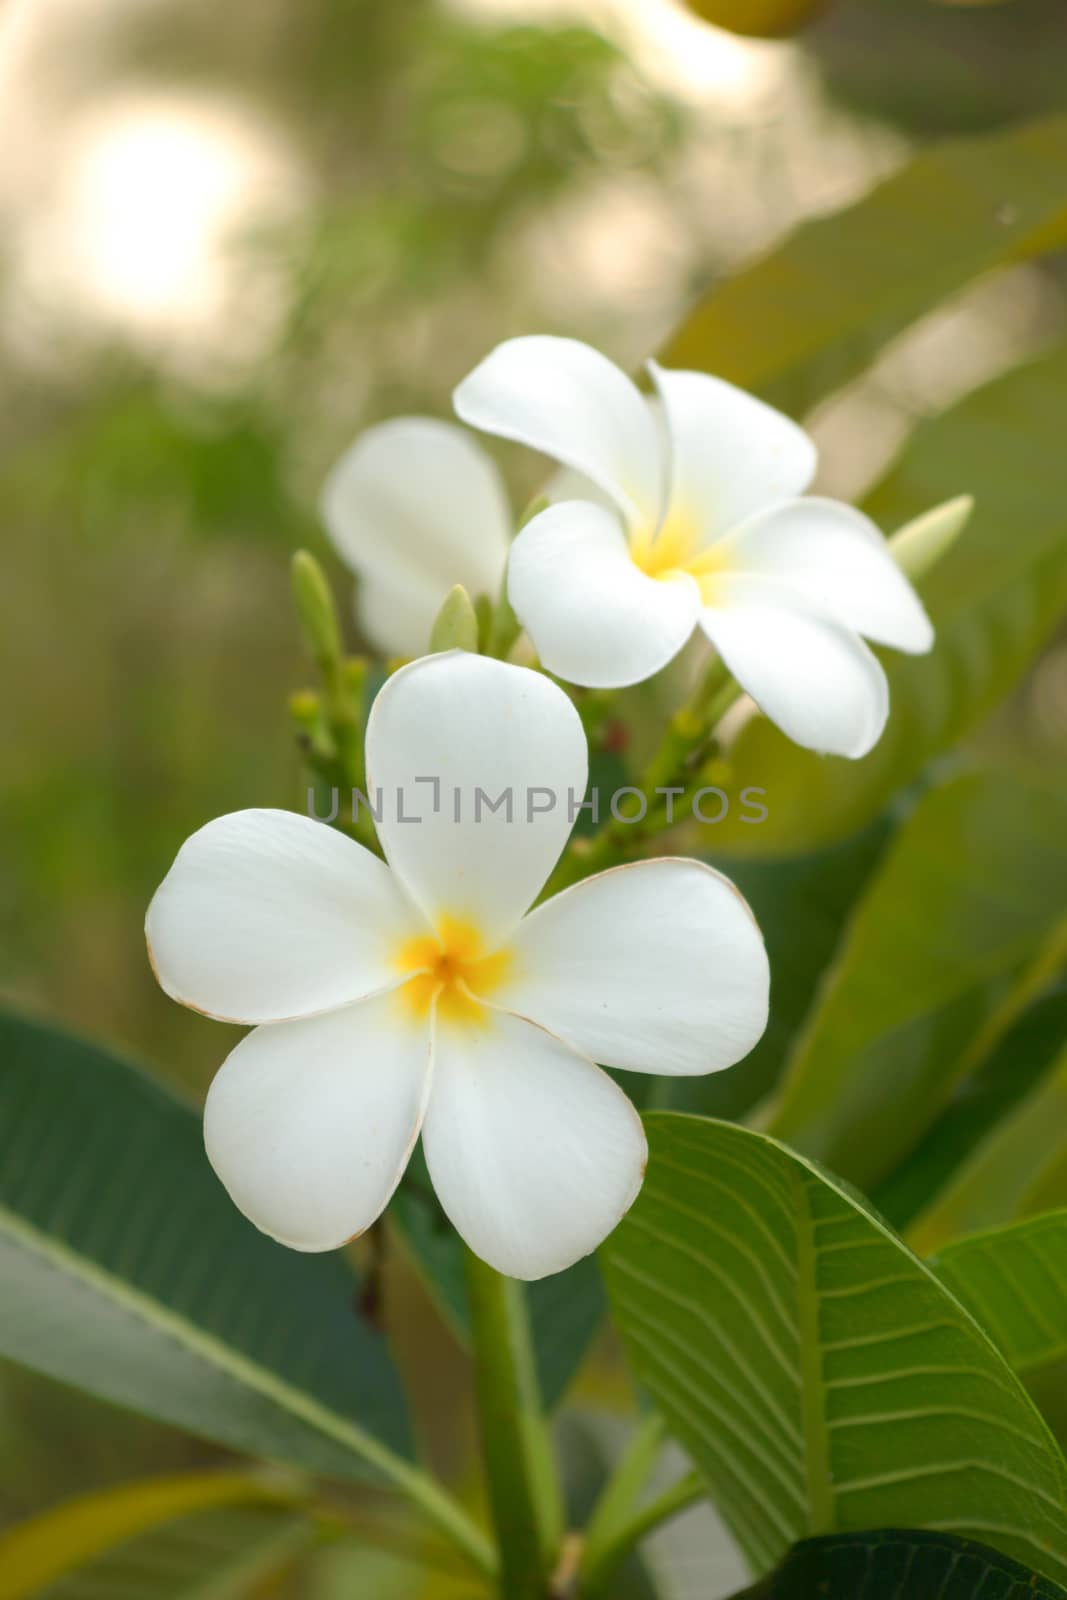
394, 915, 511, 1026
629, 509, 730, 603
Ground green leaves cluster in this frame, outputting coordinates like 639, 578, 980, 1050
602, 1117, 1067, 1583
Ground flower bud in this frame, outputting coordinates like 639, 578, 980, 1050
430, 585, 480, 654
291, 550, 343, 671
888, 496, 973, 582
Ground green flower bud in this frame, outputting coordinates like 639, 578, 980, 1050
430, 585, 480, 654
889, 495, 973, 582
291, 550, 343, 670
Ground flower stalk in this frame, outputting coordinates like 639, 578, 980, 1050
543, 658, 742, 898
576, 1412, 666, 1581
577, 1470, 704, 1598
463, 1248, 563, 1598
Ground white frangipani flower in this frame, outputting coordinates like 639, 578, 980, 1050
454, 336, 934, 759
146, 652, 769, 1280
321, 417, 511, 657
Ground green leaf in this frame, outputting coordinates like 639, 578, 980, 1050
704, 340, 1067, 854
874, 985, 1067, 1231
731, 1529, 1067, 1599
0, 1011, 414, 1485
0, 1473, 314, 1600
390, 1148, 606, 1409
909, 1043, 1067, 1255
663, 816, 892, 1121
39, 1507, 312, 1600
764, 773, 1067, 1191
934, 1213, 1067, 1447
601, 1113, 1067, 1584
664, 115, 1067, 415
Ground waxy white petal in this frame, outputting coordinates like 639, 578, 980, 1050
146, 809, 422, 1024
321, 417, 512, 656
649, 363, 816, 543
204, 995, 432, 1252
354, 568, 449, 661
366, 653, 587, 948
724, 498, 934, 653
454, 336, 663, 528
423, 1009, 647, 1279
501, 860, 769, 1075
508, 501, 700, 689
699, 583, 889, 758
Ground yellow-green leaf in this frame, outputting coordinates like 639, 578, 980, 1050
933, 1213, 1067, 1448
765, 774, 1067, 1191
601, 1113, 1067, 1585
909, 1043, 1067, 1255
663, 114, 1067, 415
0, 1473, 309, 1600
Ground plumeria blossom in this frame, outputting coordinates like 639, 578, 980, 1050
454, 336, 934, 759
146, 652, 769, 1280
321, 417, 511, 657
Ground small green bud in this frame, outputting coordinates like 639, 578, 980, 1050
473, 593, 493, 653
889, 495, 973, 581
488, 584, 521, 660
291, 550, 342, 669
343, 656, 368, 694
429, 584, 480, 654
288, 689, 321, 731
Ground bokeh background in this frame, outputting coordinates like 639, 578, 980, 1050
2, 0, 1066, 1592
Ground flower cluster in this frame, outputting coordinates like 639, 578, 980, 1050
149, 335, 943, 1279
326, 336, 933, 759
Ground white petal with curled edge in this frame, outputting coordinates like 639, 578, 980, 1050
366, 652, 588, 948
146, 809, 423, 1024
649, 363, 816, 543
499, 859, 769, 1075
542, 463, 616, 513
204, 994, 432, 1252
507, 501, 700, 689
354, 566, 450, 661
699, 581, 889, 759
422, 1009, 647, 1280
723, 497, 935, 653
321, 417, 512, 656
454, 336, 663, 528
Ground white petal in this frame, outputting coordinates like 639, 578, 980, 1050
321, 417, 512, 656
423, 1009, 646, 1279
724, 497, 934, 653
146, 809, 422, 1024
366, 653, 587, 948
543, 464, 616, 513
499, 859, 769, 1075
699, 584, 889, 758
354, 568, 446, 661
454, 336, 663, 528
204, 995, 432, 1252
649, 363, 816, 541
507, 501, 699, 689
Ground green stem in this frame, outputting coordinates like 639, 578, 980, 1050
639, 654, 734, 795
543, 657, 742, 898
578, 1414, 666, 1579
463, 1249, 563, 1598
577, 1471, 704, 1599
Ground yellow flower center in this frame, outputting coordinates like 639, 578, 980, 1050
629, 508, 732, 603
393, 915, 512, 1026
